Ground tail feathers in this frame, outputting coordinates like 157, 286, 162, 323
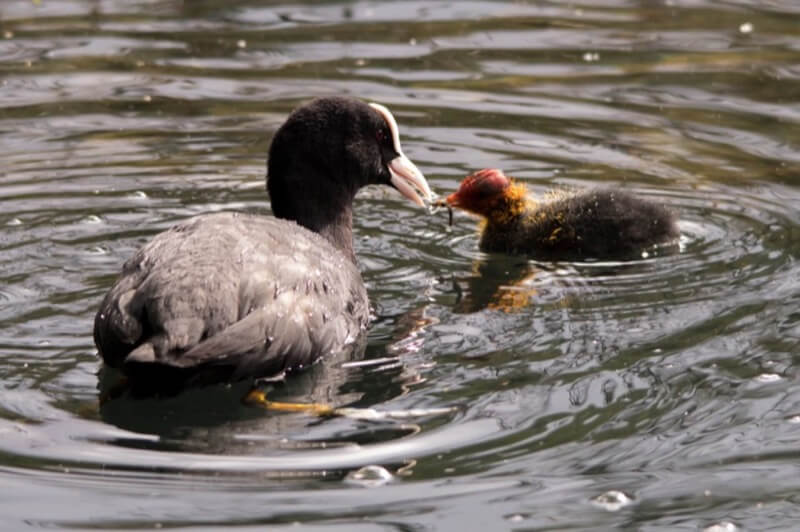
125, 342, 156, 364
95, 288, 145, 368
115, 308, 321, 381
179, 309, 272, 367
107, 289, 144, 344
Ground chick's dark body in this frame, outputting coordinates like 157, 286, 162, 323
479, 189, 679, 260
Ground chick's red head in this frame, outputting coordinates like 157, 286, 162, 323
446, 168, 511, 216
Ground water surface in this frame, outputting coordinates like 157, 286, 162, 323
1, 0, 799, 529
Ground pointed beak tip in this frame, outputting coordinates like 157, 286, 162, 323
388, 155, 432, 208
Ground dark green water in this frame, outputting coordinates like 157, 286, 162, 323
1, 0, 799, 529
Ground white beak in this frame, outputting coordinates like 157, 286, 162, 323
369, 102, 433, 206
388, 154, 432, 207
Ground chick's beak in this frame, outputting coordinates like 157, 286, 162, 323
388, 154, 433, 207
444, 191, 461, 207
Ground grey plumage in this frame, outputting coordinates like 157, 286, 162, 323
93, 97, 430, 388
94, 213, 368, 382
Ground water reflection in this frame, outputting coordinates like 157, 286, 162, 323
98, 337, 370, 450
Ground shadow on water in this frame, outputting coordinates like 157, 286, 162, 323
446, 245, 681, 315
95, 329, 463, 460
96, 335, 418, 453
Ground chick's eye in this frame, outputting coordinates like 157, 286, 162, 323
375, 129, 387, 144
469, 183, 491, 199
467, 178, 500, 199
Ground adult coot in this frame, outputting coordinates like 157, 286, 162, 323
94, 97, 432, 387
443, 168, 678, 260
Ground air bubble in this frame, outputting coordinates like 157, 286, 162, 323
345, 465, 393, 487
591, 490, 634, 511
704, 521, 737, 532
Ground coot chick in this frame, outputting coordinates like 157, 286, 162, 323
94, 97, 432, 388
444, 169, 678, 260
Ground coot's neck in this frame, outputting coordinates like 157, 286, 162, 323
267, 149, 361, 264
316, 204, 356, 264
272, 184, 358, 265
